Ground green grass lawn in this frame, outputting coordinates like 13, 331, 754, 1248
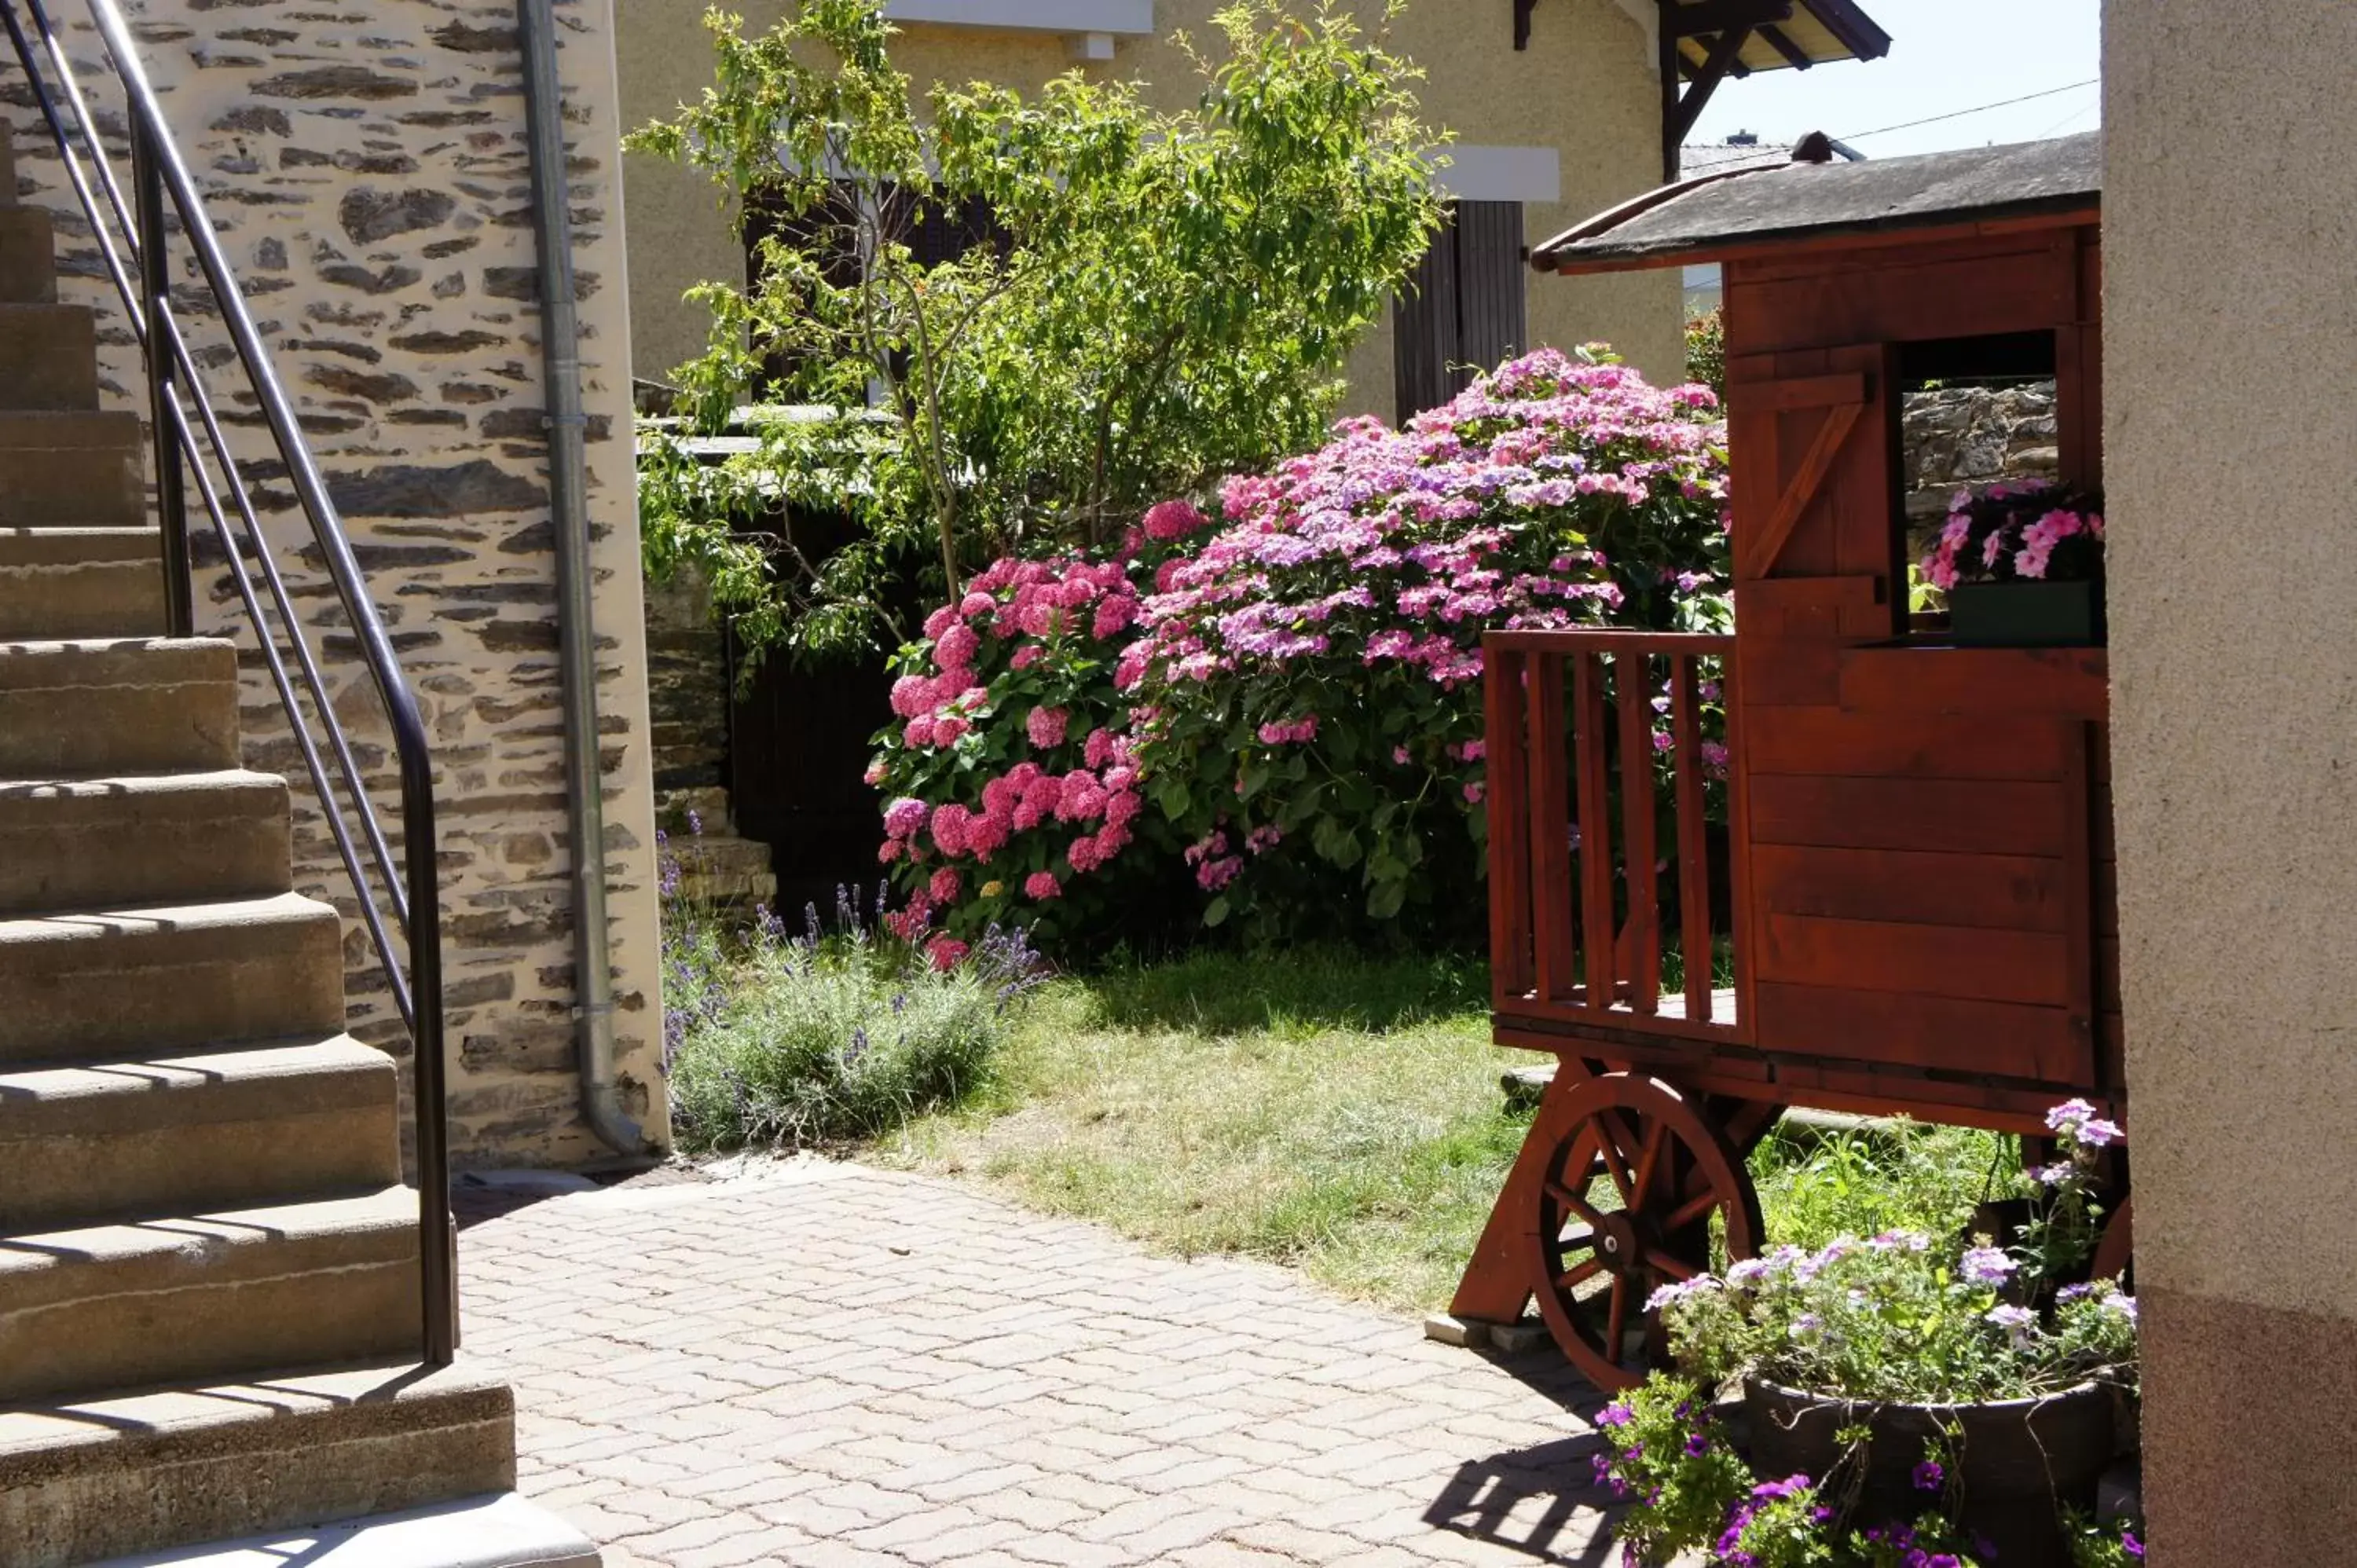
866, 945, 2015, 1316
869, 947, 1535, 1313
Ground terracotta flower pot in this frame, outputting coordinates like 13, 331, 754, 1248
1744, 1378, 2116, 1568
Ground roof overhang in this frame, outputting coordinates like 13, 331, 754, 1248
1533, 131, 2101, 276
1666, 0, 1892, 77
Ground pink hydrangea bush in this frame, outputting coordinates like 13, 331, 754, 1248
1920, 482, 2106, 590
867, 513, 1208, 947
871, 348, 1731, 949
1120, 347, 1731, 937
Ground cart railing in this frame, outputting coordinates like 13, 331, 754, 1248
1484, 629, 1747, 1041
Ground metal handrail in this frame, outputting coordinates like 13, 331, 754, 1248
2, 0, 454, 1364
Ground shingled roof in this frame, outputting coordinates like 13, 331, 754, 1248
1534, 131, 2101, 275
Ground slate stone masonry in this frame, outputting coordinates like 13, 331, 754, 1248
4, 0, 669, 1163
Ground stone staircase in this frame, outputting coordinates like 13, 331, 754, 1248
0, 128, 596, 1566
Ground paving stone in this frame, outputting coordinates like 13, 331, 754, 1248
463, 1163, 1617, 1568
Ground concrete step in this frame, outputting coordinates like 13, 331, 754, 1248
0, 768, 291, 915
669, 830, 778, 905
0, 207, 60, 304
0, 637, 240, 776
0, 1037, 400, 1229
0, 302, 99, 409
0, 1361, 517, 1568
0, 891, 345, 1063
0, 1185, 423, 1404
0, 526, 169, 639
92, 1491, 602, 1567
0, 408, 145, 526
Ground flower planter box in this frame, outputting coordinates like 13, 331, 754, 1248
1947, 579, 2106, 647
1745, 1378, 2116, 1568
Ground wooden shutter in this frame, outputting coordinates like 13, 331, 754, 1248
1454, 200, 1527, 376
1392, 200, 1527, 421
1393, 208, 1462, 420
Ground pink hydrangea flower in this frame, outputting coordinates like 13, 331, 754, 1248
1256, 716, 1318, 746
1027, 706, 1069, 749
930, 804, 973, 857
928, 867, 960, 903
934, 622, 980, 669
1142, 499, 1208, 540
1024, 870, 1062, 900
925, 933, 968, 971
883, 798, 929, 839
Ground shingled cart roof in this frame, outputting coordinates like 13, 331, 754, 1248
1533, 131, 2101, 274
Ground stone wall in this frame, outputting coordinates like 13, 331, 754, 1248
3, 0, 669, 1164
643, 564, 775, 907
1900, 383, 2062, 553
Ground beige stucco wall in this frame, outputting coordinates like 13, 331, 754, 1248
2104, 2, 2357, 1558
618, 0, 1684, 408
7, 0, 669, 1164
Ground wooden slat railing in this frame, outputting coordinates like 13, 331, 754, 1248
1485, 629, 1746, 1041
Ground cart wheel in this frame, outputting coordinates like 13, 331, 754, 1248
2089, 1195, 2132, 1290
1526, 1073, 1763, 1393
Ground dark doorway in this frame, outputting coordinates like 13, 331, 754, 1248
724, 507, 902, 918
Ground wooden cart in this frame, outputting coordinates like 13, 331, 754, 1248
1450, 134, 2128, 1391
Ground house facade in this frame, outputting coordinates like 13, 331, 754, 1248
620, 0, 1881, 416
2104, 0, 2357, 1555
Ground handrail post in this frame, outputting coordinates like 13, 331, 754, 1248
131, 120, 190, 637
407, 763, 455, 1365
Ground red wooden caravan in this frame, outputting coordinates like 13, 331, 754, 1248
1451, 133, 2124, 1391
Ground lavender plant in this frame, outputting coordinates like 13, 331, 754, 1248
661, 863, 1048, 1151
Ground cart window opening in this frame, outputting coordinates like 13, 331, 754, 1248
1898, 331, 2061, 565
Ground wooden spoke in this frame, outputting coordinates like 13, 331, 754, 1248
1589, 1115, 1636, 1205
1558, 1258, 1605, 1292
1662, 1188, 1721, 1233
1543, 1181, 1607, 1232
1525, 1073, 1765, 1394
1645, 1249, 1698, 1282
1631, 1116, 1670, 1207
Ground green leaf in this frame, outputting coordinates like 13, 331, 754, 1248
1203, 895, 1230, 927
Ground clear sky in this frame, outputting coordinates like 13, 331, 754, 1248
1686, 0, 2102, 159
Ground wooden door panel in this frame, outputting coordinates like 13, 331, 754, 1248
1758, 914, 2070, 1008
1753, 844, 2068, 934
1745, 709, 2069, 781
1749, 775, 2069, 858
1756, 981, 2091, 1084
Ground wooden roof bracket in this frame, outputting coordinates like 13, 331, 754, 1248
1658, 1, 1796, 181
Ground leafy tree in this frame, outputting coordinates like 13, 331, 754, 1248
630, 0, 1443, 661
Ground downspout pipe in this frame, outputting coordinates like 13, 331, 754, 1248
518, 0, 645, 1156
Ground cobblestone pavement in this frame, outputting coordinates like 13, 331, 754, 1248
460, 1160, 1620, 1568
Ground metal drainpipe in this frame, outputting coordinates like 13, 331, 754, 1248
518, 0, 644, 1156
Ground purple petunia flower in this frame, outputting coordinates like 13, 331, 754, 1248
1961, 1247, 2018, 1286
1912, 1459, 1945, 1493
